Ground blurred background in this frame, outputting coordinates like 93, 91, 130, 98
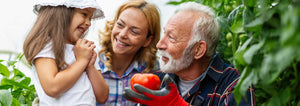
0, 0, 176, 78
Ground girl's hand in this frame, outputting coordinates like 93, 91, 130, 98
73, 39, 95, 64
86, 50, 97, 71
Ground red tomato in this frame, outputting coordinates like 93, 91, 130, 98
130, 73, 161, 92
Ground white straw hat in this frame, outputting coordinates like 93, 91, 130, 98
33, 0, 105, 19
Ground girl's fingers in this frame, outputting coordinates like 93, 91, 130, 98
75, 39, 95, 51
90, 44, 96, 49
85, 41, 95, 50
86, 41, 94, 47
76, 38, 82, 44
82, 39, 88, 44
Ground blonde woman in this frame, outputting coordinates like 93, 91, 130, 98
97, 0, 161, 105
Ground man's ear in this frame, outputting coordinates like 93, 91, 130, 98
193, 41, 206, 59
143, 35, 153, 47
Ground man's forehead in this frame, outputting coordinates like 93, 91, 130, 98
165, 11, 196, 34
167, 11, 199, 28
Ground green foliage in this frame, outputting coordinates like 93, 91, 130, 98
167, 0, 300, 105
0, 54, 36, 106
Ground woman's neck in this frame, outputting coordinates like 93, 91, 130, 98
111, 54, 135, 77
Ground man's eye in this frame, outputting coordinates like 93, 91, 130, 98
169, 35, 176, 42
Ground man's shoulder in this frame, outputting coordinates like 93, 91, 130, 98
207, 54, 241, 84
214, 64, 240, 85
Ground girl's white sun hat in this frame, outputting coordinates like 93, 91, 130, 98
33, 0, 105, 19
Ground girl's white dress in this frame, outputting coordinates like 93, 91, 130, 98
32, 42, 96, 106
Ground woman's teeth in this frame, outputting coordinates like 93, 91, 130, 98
117, 39, 128, 46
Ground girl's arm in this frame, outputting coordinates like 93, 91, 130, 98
86, 51, 109, 103
34, 39, 95, 97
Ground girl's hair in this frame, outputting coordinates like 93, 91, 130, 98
98, 0, 161, 73
23, 6, 74, 69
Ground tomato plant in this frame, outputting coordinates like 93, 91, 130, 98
0, 54, 36, 106
130, 73, 161, 92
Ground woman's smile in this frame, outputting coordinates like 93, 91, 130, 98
115, 38, 129, 48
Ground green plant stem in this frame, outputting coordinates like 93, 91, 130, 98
231, 33, 237, 53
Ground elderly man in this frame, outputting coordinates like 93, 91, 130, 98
123, 2, 255, 106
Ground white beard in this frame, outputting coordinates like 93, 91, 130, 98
158, 43, 194, 73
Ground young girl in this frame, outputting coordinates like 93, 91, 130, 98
23, 0, 108, 105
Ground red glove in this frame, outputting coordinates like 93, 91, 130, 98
122, 74, 189, 106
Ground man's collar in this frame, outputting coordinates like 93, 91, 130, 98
204, 53, 225, 82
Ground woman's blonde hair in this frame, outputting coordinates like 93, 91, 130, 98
98, 0, 161, 73
23, 6, 74, 69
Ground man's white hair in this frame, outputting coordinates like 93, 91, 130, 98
178, 2, 220, 57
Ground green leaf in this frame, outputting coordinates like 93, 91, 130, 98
7, 61, 17, 67
231, 20, 244, 34
15, 54, 24, 61
267, 94, 281, 106
244, 17, 264, 28
243, 40, 265, 64
167, 0, 192, 5
234, 50, 247, 66
228, 5, 241, 24
280, 8, 298, 44
279, 88, 291, 105
234, 66, 251, 105
275, 47, 295, 70
18, 95, 26, 104
238, 35, 253, 51
1, 78, 31, 90
0, 90, 12, 106
20, 77, 31, 86
268, 47, 295, 83
11, 97, 21, 106
12, 89, 22, 99
239, 70, 255, 102
247, 8, 276, 28
166, 1, 182, 5
260, 55, 273, 84
243, 0, 255, 7
239, 67, 253, 93
13, 68, 25, 78
216, 16, 230, 31
0, 85, 13, 89
242, 7, 255, 28
0, 63, 10, 77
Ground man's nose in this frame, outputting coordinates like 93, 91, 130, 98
156, 36, 167, 50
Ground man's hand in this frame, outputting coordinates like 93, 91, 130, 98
122, 74, 189, 106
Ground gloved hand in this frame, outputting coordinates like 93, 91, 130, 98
122, 74, 189, 106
